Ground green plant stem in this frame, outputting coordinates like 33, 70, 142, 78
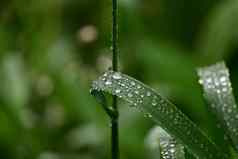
112, 0, 118, 71
111, 0, 119, 159
111, 99, 119, 159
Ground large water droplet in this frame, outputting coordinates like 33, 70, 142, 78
220, 76, 226, 82
105, 80, 112, 85
115, 89, 121, 93
130, 81, 136, 86
199, 79, 203, 84
112, 73, 122, 79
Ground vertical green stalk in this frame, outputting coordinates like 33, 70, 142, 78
111, 0, 119, 159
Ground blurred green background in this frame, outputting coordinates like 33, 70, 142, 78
0, 0, 238, 158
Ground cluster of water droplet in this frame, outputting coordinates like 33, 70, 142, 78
152, 127, 185, 159
91, 70, 228, 159
161, 139, 179, 159
198, 62, 238, 150
93, 71, 158, 114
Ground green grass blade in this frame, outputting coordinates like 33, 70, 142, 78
198, 62, 238, 152
91, 71, 227, 159
145, 126, 185, 159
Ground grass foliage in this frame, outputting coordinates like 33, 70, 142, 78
91, 62, 238, 158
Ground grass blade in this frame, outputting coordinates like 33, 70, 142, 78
198, 62, 238, 152
145, 126, 185, 159
91, 71, 227, 159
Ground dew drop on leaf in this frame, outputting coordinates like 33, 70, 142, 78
105, 80, 112, 85
112, 72, 122, 79
152, 100, 157, 106
146, 91, 151, 97
115, 89, 121, 93
128, 93, 133, 98
131, 81, 136, 86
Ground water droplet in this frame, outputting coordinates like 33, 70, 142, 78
105, 80, 112, 85
170, 148, 175, 153
112, 73, 122, 79
144, 113, 152, 118
128, 93, 133, 98
130, 81, 136, 86
215, 81, 219, 86
120, 83, 125, 87
115, 89, 121, 93
135, 90, 139, 94
146, 91, 151, 97
222, 87, 228, 92
152, 100, 157, 106
199, 79, 203, 84
206, 78, 212, 83
220, 76, 226, 82
103, 73, 108, 77
227, 108, 232, 113
221, 82, 228, 86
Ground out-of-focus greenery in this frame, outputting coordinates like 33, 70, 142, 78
0, 0, 238, 159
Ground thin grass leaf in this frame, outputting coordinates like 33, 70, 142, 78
198, 62, 238, 152
91, 71, 228, 159
145, 126, 185, 159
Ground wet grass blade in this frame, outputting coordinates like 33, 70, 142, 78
91, 71, 227, 159
198, 62, 238, 152
145, 126, 185, 159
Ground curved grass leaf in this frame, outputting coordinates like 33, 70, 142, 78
145, 126, 185, 159
91, 71, 228, 159
198, 62, 238, 152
